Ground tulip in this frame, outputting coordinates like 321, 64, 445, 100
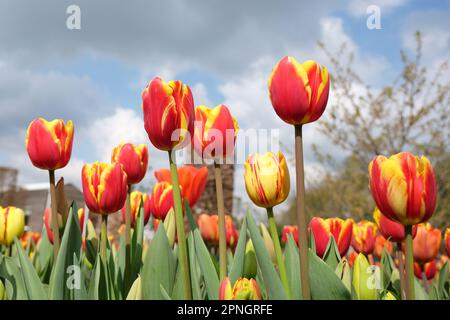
43, 207, 85, 245
111, 143, 148, 185
382, 291, 397, 300
155, 165, 208, 208
260, 223, 276, 264
268, 56, 330, 126
373, 235, 393, 260
414, 260, 437, 280
413, 223, 441, 264
282, 225, 298, 245
445, 228, 450, 257
244, 152, 290, 209
372, 208, 417, 243
309, 217, 353, 258
149, 181, 180, 221
0, 207, 25, 247
193, 104, 239, 160
142, 77, 194, 151
121, 191, 151, 227
25, 118, 74, 171
368, 152, 436, 226
219, 277, 262, 300
197, 213, 238, 248
352, 253, 378, 300
243, 240, 257, 279
20, 231, 41, 250
351, 220, 378, 255
348, 251, 358, 268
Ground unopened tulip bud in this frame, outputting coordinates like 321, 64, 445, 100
219, 277, 261, 300
243, 240, 257, 279
163, 208, 176, 247
352, 253, 378, 300
260, 223, 276, 264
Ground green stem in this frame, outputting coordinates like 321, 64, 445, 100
100, 214, 108, 263
124, 185, 132, 296
396, 242, 406, 300
214, 162, 227, 281
48, 170, 60, 261
404, 225, 415, 300
168, 150, 192, 300
294, 125, 311, 300
267, 207, 291, 298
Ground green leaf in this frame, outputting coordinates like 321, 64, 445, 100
0, 255, 28, 300
185, 202, 197, 231
87, 254, 110, 300
309, 250, 351, 300
246, 212, 287, 300
48, 203, 82, 300
141, 223, 176, 300
335, 258, 352, 293
322, 236, 341, 270
229, 218, 247, 284
285, 234, 302, 299
13, 238, 48, 300
414, 277, 428, 300
160, 284, 173, 300
187, 232, 202, 300
380, 247, 395, 289
438, 261, 449, 299
193, 229, 220, 300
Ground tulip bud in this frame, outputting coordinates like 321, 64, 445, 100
155, 165, 208, 208
82, 162, 128, 215
351, 220, 378, 255
372, 207, 417, 242
352, 253, 378, 300
149, 181, 179, 220
268, 56, 330, 125
244, 152, 290, 208
282, 225, 298, 245
111, 143, 148, 185
219, 277, 233, 300
414, 260, 437, 280
260, 223, 276, 264
163, 208, 176, 247
0, 207, 25, 246
193, 104, 239, 159
243, 240, 257, 279
368, 152, 436, 225
25, 118, 74, 170
142, 77, 194, 151
373, 235, 393, 260
309, 217, 353, 258
219, 277, 262, 300
121, 191, 151, 227
381, 291, 397, 300
413, 223, 441, 264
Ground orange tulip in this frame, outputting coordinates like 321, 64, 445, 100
268, 56, 330, 125
149, 181, 180, 220
142, 77, 194, 151
348, 251, 358, 268
197, 213, 238, 248
373, 234, 393, 260
20, 231, 41, 249
282, 225, 298, 245
43, 207, 85, 244
193, 104, 239, 159
111, 143, 148, 185
351, 220, 378, 255
372, 208, 417, 242
413, 223, 441, 264
25, 118, 74, 170
309, 217, 353, 258
219, 277, 261, 300
414, 260, 437, 280
81, 162, 128, 214
445, 228, 450, 257
368, 152, 436, 225
154, 165, 208, 208
121, 191, 151, 227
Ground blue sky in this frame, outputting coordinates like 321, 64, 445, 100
0, 0, 449, 217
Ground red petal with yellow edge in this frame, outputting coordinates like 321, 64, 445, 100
98, 163, 128, 214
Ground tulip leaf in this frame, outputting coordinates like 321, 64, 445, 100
335, 258, 352, 293
438, 261, 449, 299
160, 284, 173, 300
308, 229, 316, 254
414, 277, 428, 300
285, 234, 302, 299
72, 252, 88, 300
193, 229, 220, 300
126, 275, 142, 300
87, 254, 110, 300
185, 202, 197, 231
380, 247, 395, 289
48, 203, 83, 300
126, 200, 145, 295
309, 250, 351, 300
171, 256, 185, 300
229, 217, 247, 284
187, 232, 202, 300
246, 212, 287, 300
141, 223, 176, 300
0, 255, 28, 300
322, 236, 341, 270
35, 230, 53, 283
13, 238, 48, 300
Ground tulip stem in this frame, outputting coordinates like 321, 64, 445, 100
404, 225, 415, 300
396, 242, 406, 300
294, 125, 311, 300
168, 150, 192, 300
214, 162, 227, 281
124, 185, 132, 296
266, 207, 291, 298
100, 214, 108, 263
48, 170, 60, 261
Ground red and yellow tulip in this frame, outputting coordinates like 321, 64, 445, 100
351, 220, 378, 255
414, 260, 437, 280
193, 104, 239, 159
219, 277, 262, 300
268, 56, 330, 125
149, 181, 180, 221
413, 223, 441, 264
0, 207, 25, 246
309, 217, 353, 258
372, 207, 417, 242
445, 228, 450, 257
142, 77, 194, 151
20, 231, 41, 249
111, 143, 148, 185
282, 225, 298, 245
368, 152, 436, 225
81, 162, 128, 214
25, 118, 74, 170
121, 191, 151, 227
244, 152, 290, 209
373, 234, 393, 260
154, 165, 208, 208
197, 213, 238, 248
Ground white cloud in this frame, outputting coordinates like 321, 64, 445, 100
191, 83, 212, 107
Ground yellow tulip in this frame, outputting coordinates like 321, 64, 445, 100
0, 206, 25, 246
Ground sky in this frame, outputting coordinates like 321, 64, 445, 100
0, 0, 449, 219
